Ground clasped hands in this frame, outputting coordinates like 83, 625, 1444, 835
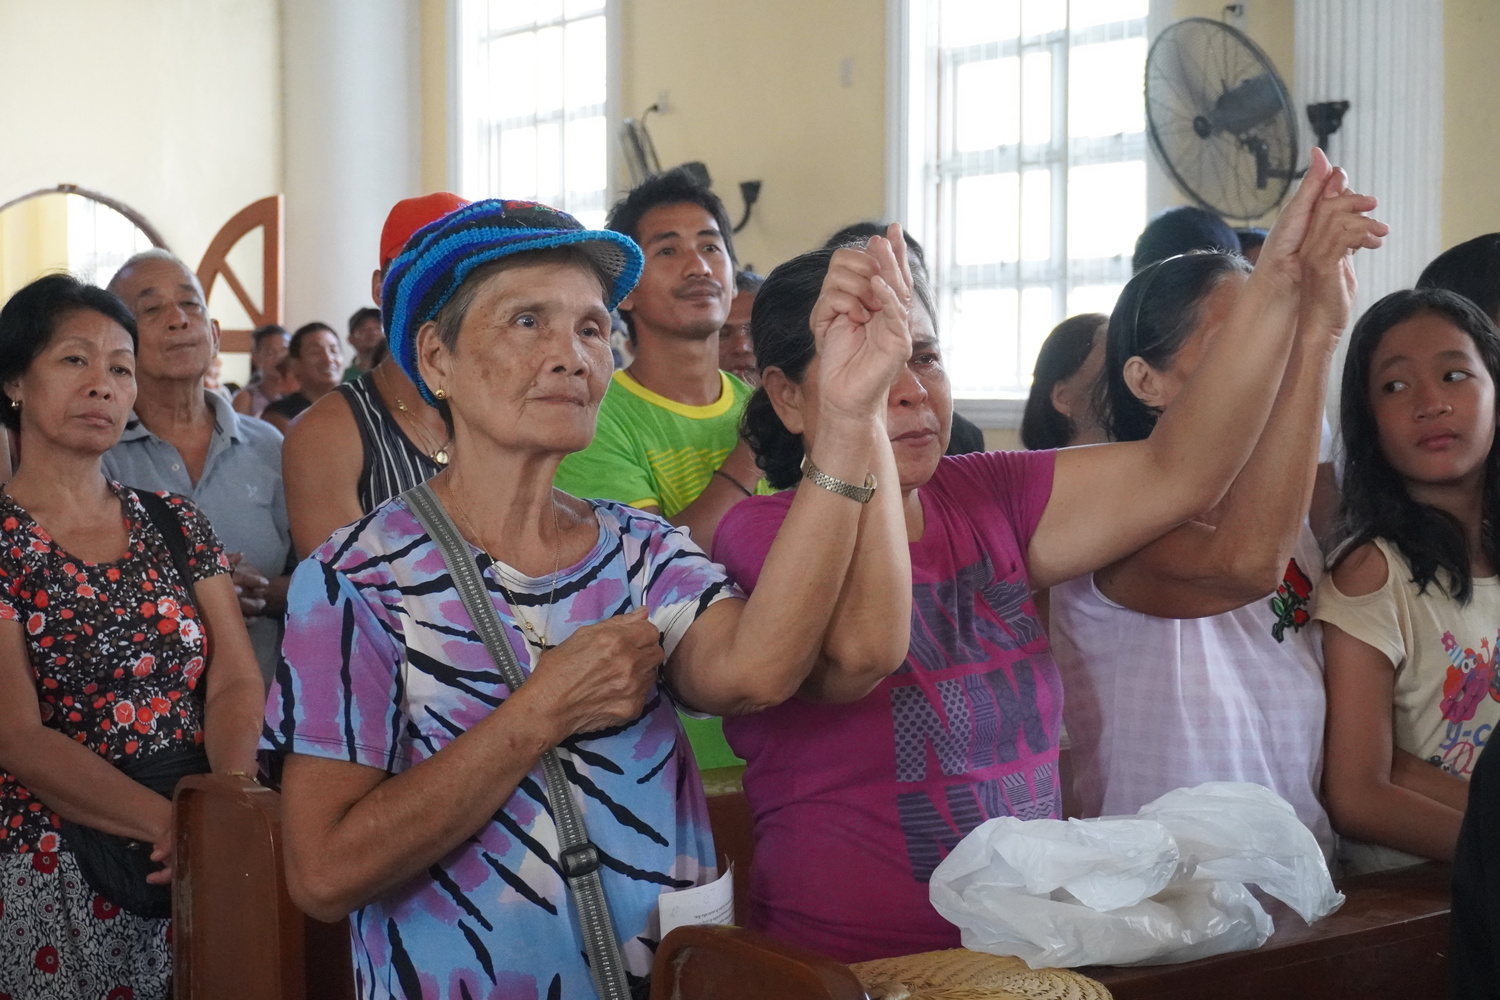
809, 222, 919, 423
1260, 148, 1389, 333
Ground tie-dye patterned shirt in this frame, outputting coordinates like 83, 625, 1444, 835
263, 495, 734, 1000
715, 448, 1058, 964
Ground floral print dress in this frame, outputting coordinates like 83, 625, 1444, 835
0, 483, 227, 1000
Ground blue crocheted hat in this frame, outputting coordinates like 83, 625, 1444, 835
382, 199, 643, 403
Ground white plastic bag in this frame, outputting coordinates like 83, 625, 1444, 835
929, 782, 1343, 968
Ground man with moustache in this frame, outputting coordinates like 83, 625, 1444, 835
103, 250, 291, 684
555, 167, 761, 553
554, 167, 761, 770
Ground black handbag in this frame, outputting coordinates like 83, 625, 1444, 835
57, 490, 211, 918
61, 747, 210, 918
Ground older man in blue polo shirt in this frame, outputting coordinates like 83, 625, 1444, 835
103, 250, 291, 684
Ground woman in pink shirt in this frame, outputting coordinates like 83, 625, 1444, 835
713, 151, 1385, 962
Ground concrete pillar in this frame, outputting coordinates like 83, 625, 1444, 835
1295, 0, 1444, 420
281, 0, 421, 331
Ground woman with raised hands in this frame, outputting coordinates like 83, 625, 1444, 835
264, 199, 914, 998
1049, 165, 1378, 858
712, 149, 1387, 963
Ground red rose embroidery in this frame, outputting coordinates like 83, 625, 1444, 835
1269, 558, 1314, 643
132, 655, 156, 678
33, 945, 58, 973
93, 895, 120, 920
113, 702, 135, 725
30, 851, 56, 873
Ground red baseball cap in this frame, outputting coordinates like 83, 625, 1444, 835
378, 192, 470, 269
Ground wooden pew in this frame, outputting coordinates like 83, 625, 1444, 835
1088, 863, 1451, 1000
172, 774, 354, 1000
668, 772, 1452, 1000
182, 768, 1447, 1000
654, 864, 1451, 1000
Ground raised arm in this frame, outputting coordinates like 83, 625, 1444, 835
1027, 151, 1387, 590
668, 231, 915, 712
1096, 174, 1362, 616
282, 392, 366, 557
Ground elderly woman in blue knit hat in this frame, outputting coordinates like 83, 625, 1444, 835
263, 200, 917, 998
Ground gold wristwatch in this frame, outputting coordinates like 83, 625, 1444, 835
801, 455, 876, 503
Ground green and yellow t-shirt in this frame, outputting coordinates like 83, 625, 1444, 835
555, 368, 754, 771
556, 369, 752, 517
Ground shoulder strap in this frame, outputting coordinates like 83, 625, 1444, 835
402, 483, 634, 1000
136, 491, 196, 595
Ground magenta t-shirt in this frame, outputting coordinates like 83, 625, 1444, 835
714, 449, 1059, 963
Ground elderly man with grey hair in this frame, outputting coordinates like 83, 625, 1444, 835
103, 249, 290, 684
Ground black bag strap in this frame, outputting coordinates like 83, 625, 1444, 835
403, 483, 633, 1000
135, 490, 196, 597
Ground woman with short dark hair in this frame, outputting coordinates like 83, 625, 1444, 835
0, 274, 263, 999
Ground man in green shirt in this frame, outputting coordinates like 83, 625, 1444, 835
556, 166, 762, 771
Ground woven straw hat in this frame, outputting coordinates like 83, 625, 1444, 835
850, 949, 1112, 1000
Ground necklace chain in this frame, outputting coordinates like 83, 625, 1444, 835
378, 364, 451, 466
449, 483, 562, 648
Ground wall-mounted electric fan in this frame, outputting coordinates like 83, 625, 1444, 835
1145, 17, 1300, 221
618, 105, 764, 234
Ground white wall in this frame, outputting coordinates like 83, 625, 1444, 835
281, 0, 422, 331
0, 0, 281, 279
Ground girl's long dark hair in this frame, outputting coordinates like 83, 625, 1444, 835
1020, 313, 1106, 450
1336, 288, 1500, 603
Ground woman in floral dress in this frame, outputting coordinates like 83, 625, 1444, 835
0, 274, 264, 999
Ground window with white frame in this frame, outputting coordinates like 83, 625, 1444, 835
456, 0, 612, 229
894, 0, 1148, 411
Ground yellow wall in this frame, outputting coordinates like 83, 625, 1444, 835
0, 0, 281, 291
616, 0, 887, 273
420, 0, 452, 194
1442, 0, 1500, 248
0, 195, 68, 300
416, 0, 886, 272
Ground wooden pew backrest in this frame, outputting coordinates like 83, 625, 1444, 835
172, 774, 354, 1000
652, 925, 866, 1000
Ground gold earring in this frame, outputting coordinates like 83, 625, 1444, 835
434, 388, 447, 400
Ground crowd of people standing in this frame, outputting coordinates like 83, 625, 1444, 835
8, 148, 1500, 999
